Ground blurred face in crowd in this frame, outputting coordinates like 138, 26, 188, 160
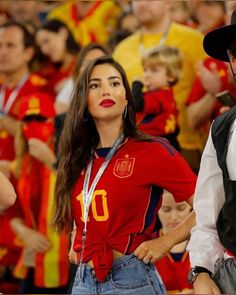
0, 26, 33, 74
185, 0, 199, 20
169, 1, 190, 24
158, 191, 191, 233
132, 1, 168, 26
143, 63, 170, 91
87, 63, 127, 123
120, 13, 140, 32
10, 1, 41, 23
225, 1, 236, 24
79, 48, 108, 75
36, 28, 68, 63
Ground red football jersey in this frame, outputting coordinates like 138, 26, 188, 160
71, 138, 196, 281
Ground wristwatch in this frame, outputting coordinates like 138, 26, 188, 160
188, 266, 212, 284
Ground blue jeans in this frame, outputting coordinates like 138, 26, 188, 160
72, 253, 166, 294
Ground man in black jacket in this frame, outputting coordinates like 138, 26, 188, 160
187, 10, 236, 294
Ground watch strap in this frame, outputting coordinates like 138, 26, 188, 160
188, 266, 212, 284
194, 266, 212, 276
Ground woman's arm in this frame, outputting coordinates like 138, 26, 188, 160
134, 209, 195, 264
0, 172, 16, 212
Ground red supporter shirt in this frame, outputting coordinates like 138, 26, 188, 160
37, 58, 76, 93
155, 230, 192, 293
186, 57, 229, 118
0, 74, 53, 161
138, 87, 179, 136
155, 251, 192, 293
71, 138, 196, 282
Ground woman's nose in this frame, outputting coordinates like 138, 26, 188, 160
170, 212, 179, 221
102, 91, 110, 96
101, 84, 110, 96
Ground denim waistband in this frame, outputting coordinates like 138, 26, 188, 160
83, 253, 137, 277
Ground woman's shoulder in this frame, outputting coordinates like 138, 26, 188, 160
130, 137, 177, 156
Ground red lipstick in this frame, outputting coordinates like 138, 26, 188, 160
100, 99, 115, 107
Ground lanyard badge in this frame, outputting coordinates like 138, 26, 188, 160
78, 134, 124, 277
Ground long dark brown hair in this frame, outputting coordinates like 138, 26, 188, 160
52, 56, 151, 232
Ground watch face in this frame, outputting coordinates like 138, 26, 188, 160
188, 267, 197, 284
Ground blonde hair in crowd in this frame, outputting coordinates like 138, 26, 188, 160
142, 45, 183, 86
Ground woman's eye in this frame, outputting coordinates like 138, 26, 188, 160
89, 83, 99, 89
177, 205, 187, 211
112, 81, 120, 86
161, 207, 171, 213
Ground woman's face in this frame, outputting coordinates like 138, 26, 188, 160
79, 48, 107, 75
87, 63, 127, 123
36, 28, 67, 62
158, 191, 191, 233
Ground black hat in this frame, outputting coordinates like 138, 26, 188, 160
203, 10, 236, 62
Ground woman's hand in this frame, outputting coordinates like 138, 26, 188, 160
69, 247, 78, 264
193, 273, 221, 294
10, 218, 51, 253
28, 138, 56, 170
134, 235, 172, 264
19, 227, 52, 253
69, 226, 78, 264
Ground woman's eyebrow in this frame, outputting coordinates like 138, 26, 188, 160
89, 78, 101, 82
89, 76, 122, 82
108, 76, 122, 80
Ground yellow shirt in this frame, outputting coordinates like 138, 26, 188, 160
48, 0, 121, 46
113, 23, 207, 151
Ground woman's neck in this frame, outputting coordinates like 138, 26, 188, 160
61, 53, 74, 71
96, 120, 123, 148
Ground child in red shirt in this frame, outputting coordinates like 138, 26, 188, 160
132, 45, 183, 150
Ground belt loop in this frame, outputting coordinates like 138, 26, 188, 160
78, 263, 85, 282
90, 267, 96, 278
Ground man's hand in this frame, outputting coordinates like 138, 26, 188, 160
193, 273, 221, 294
134, 235, 172, 264
196, 61, 221, 95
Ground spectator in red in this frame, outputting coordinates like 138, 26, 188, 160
132, 45, 183, 150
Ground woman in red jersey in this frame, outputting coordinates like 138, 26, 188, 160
53, 56, 196, 295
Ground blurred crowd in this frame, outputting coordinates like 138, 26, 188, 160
0, 1, 236, 294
